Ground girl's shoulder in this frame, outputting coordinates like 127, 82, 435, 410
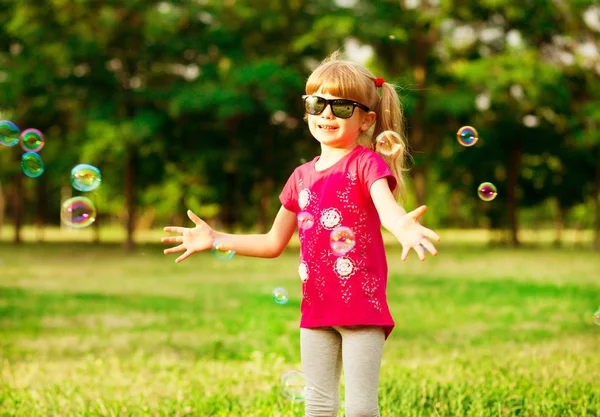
354, 145, 387, 165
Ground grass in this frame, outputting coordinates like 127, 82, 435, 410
0, 232, 599, 416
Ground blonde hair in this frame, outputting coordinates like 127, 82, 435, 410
305, 51, 409, 202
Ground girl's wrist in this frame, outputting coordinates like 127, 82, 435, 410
210, 230, 232, 251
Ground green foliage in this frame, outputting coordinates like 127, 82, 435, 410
0, 0, 598, 241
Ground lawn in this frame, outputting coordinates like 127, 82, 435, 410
0, 232, 599, 416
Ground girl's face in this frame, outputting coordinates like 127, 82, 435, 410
307, 88, 375, 150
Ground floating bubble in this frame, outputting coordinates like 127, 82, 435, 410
20, 128, 44, 152
594, 310, 600, 326
272, 287, 289, 305
71, 164, 102, 192
375, 130, 403, 156
61, 196, 97, 228
0, 120, 20, 147
21, 152, 44, 178
477, 182, 498, 202
280, 371, 307, 402
297, 212, 314, 230
456, 126, 479, 147
330, 226, 356, 256
212, 237, 235, 261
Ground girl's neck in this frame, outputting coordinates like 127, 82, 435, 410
316, 143, 359, 171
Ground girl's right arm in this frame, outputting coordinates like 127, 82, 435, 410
161, 206, 297, 263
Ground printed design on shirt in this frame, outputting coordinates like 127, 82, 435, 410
298, 188, 315, 211
334, 256, 360, 304
336, 170, 360, 215
320, 207, 343, 230
362, 272, 383, 313
334, 256, 357, 278
302, 280, 311, 305
357, 229, 373, 259
298, 262, 309, 282
299, 261, 311, 305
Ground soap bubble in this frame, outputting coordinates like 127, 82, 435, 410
272, 287, 289, 305
330, 226, 356, 256
280, 370, 307, 402
20, 128, 44, 152
212, 237, 235, 261
21, 152, 44, 178
375, 130, 403, 156
297, 212, 314, 230
477, 182, 498, 201
61, 196, 97, 228
71, 164, 102, 192
593, 309, 600, 326
0, 120, 20, 147
456, 126, 479, 147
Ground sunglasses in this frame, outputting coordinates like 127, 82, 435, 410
302, 95, 371, 119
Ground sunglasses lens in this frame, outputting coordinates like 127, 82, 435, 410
331, 102, 354, 119
305, 96, 325, 115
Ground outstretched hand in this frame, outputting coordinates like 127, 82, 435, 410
391, 205, 440, 261
161, 210, 215, 263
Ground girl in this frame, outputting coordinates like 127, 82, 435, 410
162, 51, 440, 417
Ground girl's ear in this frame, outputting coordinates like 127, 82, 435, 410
360, 111, 377, 132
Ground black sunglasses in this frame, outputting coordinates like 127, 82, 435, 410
302, 95, 371, 119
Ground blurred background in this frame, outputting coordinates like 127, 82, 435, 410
0, 0, 599, 249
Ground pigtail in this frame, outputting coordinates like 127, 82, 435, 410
372, 82, 410, 203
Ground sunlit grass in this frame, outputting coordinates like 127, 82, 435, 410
0, 237, 599, 416
0, 224, 596, 247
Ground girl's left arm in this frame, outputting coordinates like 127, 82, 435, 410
370, 178, 440, 261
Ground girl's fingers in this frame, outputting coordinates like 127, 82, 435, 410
423, 228, 441, 242
176, 250, 192, 263
413, 244, 426, 261
161, 236, 183, 244
401, 246, 410, 261
164, 226, 187, 234
409, 205, 427, 219
164, 244, 185, 254
187, 210, 204, 226
419, 238, 438, 256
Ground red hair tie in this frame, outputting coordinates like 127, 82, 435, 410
375, 77, 385, 88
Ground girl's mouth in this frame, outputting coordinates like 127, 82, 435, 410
318, 125, 338, 131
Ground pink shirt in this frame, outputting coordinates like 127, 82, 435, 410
279, 145, 397, 339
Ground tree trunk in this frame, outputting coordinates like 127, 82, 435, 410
257, 128, 274, 234
593, 144, 600, 251
506, 143, 522, 247
12, 173, 23, 244
93, 196, 101, 244
124, 147, 136, 250
60, 185, 72, 231
221, 116, 242, 231
222, 171, 237, 231
257, 178, 274, 234
35, 178, 46, 242
411, 52, 428, 207
553, 200, 564, 248
0, 180, 4, 239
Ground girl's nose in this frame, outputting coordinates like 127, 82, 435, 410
320, 103, 335, 118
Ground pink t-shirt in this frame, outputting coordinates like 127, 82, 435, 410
279, 145, 398, 339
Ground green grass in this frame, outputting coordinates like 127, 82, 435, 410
0, 237, 599, 416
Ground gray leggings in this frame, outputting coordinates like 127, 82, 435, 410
301, 326, 385, 417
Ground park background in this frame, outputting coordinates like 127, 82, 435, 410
1, 0, 599, 416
